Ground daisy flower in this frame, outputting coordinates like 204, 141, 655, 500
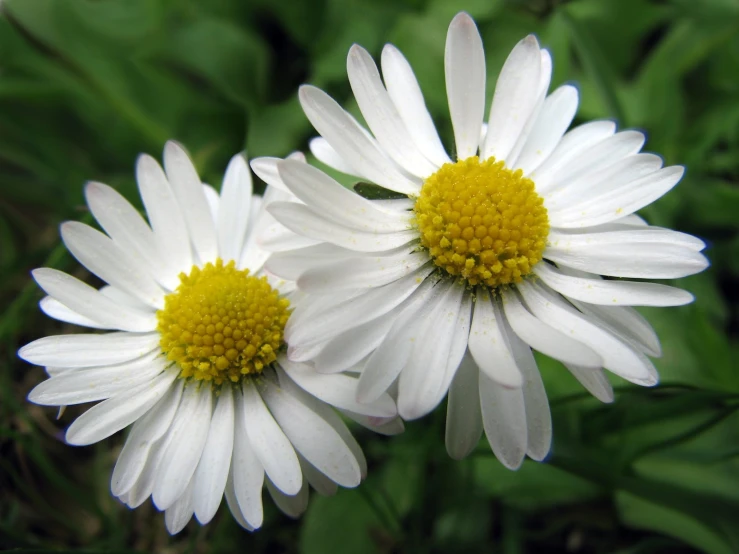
18, 142, 398, 533
253, 12, 709, 469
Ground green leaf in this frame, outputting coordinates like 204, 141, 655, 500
353, 182, 407, 200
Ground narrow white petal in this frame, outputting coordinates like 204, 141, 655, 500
266, 477, 309, 518
278, 359, 396, 417
381, 44, 450, 167
534, 263, 694, 306
482, 35, 542, 163
193, 385, 235, 525
225, 469, 257, 531
163, 141, 219, 264
61, 222, 164, 309
287, 266, 433, 348
468, 288, 523, 388
164, 479, 194, 534
28, 350, 165, 406
218, 154, 252, 261
341, 410, 405, 436
203, 184, 220, 223
242, 380, 302, 495
299, 85, 421, 195
550, 166, 686, 228
268, 201, 417, 253
136, 154, 193, 273
277, 159, 412, 233
66, 370, 177, 445
19, 332, 159, 368
250, 157, 292, 192
309, 138, 357, 175
445, 351, 483, 460
479, 372, 527, 469
398, 281, 466, 420
300, 456, 338, 496
111, 379, 184, 496
85, 182, 174, 289
297, 250, 429, 294
39, 296, 107, 329
265, 243, 360, 282
348, 45, 438, 177
502, 291, 602, 367
513, 85, 579, 175
258, 221, 320, 252
565, 364, 614, 403
518, 281, 651, 381
529, 121, 616, 190
445, 12, 486, 159
152, 383, 213, 510
539, 130, 645, 194
260, 377, 361, 488
232, 387, 265, 528
33, 268, 156, 332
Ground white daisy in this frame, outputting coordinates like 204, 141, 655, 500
253, 12, 709, 469
18, 142, 399, 534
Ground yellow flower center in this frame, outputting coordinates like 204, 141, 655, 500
414, 156, 549, 288
157, 259, 291, 384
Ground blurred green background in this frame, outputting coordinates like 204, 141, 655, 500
1, 0, 739, 552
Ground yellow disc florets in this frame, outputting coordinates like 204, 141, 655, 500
157, 259, 291, 384
414, 156, 549, 288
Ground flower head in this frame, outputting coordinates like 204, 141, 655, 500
256, 13, 709, 468
19, 143, 398, 533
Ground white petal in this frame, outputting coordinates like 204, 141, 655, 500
232, 386, 265, 528
381, 44, 450, 167
152, 383, 213, 510
39, 296, 107, 329
300, 456, 338, 496
287, 266, 433, 348
250, 156, 292, 193
242, 380, 302, 495
277, 159, 412, 233
505, 320, 551, 461
279, 358, 396, 417
225, 468, 257, 531
297, 250, 429, 294
468, 288, 523, 388
19, 332, 159, 368
299, 85, 421, 195
501, 291, 602, 367
398, 280, 466, 420
136, 154, 193, 273
265, 243, 360, 282
529, 121, 616, 191
539, 130, 645, 194
218, 154, 252, 261
309, 138, 357, 175
202, 184, 219, 223
192, 385, 235, 525
518, 281, 651, 381
61, 222, 164, 309
340, 410, 405, 436
258, 220, 320, 252
550, 166, 686, 228
111, 379, 185, 496
164, 479, 194, 534
513, 85, 579, 175
534, 263, 694, 306
482, 35, 542, 163
565, 364, 614, 403
348, 45, 437, 177
545, 235, 709, 279
260, 377, 361, 488
265, 477, 309, 518
65, 369, 177, 445
445, 351, 483, 460
33, 268, 156, 332
28, 350, 165, 405
163, 141, 219, 264
445, 12, 486, 159
85, 181, 174, 289
479, 372, 527, 469
268, 201, 417, 253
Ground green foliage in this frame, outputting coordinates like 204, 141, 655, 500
1, 0, 738, 552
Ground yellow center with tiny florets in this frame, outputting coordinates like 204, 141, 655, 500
414, 156, 549, 288
157, 259, 291, 384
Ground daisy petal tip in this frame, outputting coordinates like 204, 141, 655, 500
450, 11, 475, 28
